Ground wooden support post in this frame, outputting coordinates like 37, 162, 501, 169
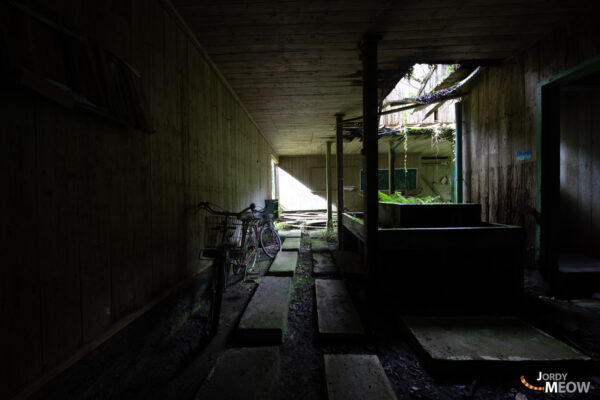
454, 102, 463, 203
538, 85, 561, 280
361, 33, 379, 289
388, 141, 395, 194
336, 113, 345, 248
326, 141, 333, 230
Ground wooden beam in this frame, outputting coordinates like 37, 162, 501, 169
361, 33, 379, 293
455, 102, 463, 203
538, 84, 561, 279
336, 113, 345, 248
326, 141, 333, 230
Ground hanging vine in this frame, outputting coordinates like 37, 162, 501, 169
403, 129, 408, 173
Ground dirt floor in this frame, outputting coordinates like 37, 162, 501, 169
45, 231, 600, 400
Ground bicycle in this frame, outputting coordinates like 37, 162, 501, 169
253, 206, 282, 258
196, 201, 259, 337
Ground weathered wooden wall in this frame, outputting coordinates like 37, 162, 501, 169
559, 88, 600, 257
2, 0, 273, 397
462, 14, 600, 266
278, 153, 421, 211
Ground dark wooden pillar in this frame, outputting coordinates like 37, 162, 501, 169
326, 141, 333, 230
539, 85, 561, 281
336, 113, 345, 248
454, 102, 463, 203
388, 141, 395, 194
361, 34, 379, 285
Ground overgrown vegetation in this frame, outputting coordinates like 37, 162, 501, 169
274, 220, 290, 230
311, 227, 338, 243
378, 191, 444, 204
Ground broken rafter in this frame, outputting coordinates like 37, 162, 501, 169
417, 65, 437, 97
342, 66, 481, 126
388, 65, 481, 107
423, 102, 444, 120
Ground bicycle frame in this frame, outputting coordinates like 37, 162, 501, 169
198, 202, 260, 276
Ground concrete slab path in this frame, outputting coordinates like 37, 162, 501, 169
196, 347, 280, 400
268, 251, 298, 276
310, 238, 330, 252
324, 354, 397, 400
278, 229, 301, 238
315, 279, 364, 338
312, 253, 337, 275
332, 250, 366, 276
238, 276, 292, 344
402, 316, 591, 373
281, 237, 301, 251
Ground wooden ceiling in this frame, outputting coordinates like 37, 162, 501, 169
171, 0, 591, 155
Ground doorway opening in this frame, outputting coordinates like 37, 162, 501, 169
537, 56, 600, 296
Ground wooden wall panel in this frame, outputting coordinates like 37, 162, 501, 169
462, 14, 600, 266
592, 94, 600, 256
4, 92, 43, 396
2, 0, 274, 397
36, 104, 83, 368
80, 120, 113, 343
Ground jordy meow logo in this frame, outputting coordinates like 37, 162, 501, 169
521, 372, 592, 394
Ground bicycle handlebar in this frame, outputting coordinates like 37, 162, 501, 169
197, 201, 255, 218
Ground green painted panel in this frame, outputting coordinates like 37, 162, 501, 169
360, 169, 417, 191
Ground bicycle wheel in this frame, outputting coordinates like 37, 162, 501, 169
205, 254, 226, 338
243, 227, 258, 271
260, 226, 281, 258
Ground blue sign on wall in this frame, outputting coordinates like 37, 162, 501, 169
517, 150, 532, 162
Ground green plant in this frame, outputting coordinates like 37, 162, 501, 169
311, 227, 338, 243
274, 221, 290, 230
378, 191, 443, 204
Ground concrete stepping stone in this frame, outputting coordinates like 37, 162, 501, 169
333, 251, 366, 276
324, 354, 397, 400
311, 238, 330, 252
279, 229, 301, 238
281, 237, 301, 251
402, 316, 591, 375
196, 347, 280, 400
315, 279, 364, 338
313, 253, 337, 275
268, 251, 298, 276
237, 276, 292, 344
308, 230, 325, 238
